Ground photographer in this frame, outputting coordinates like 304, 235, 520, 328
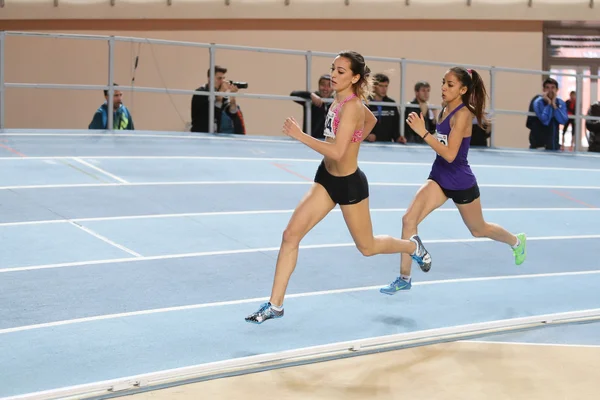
191, 65, 246, 134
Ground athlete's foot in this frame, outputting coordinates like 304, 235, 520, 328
512, 233, 527, 265
245, 302, 284, 324
410, 235, 432, 272
380, 276, 412, 295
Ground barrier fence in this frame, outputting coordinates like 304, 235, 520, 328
1, 30, 599, 151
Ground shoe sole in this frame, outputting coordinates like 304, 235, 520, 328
245, 315, 283, 324
379, 287, 411, 295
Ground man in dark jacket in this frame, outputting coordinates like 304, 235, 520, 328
290, 74, 333, 139
190, 65, 245, 134
365, 73, 405, 143
586, 101, 600, 152
403, 81, 435, 143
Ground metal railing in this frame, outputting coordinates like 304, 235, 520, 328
1, 30, 599, 151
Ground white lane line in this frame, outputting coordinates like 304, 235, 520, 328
1, 155, 600, 173
0, 207, 598, 228
68, 221, 142, 258
2, 268, 600, 335
1, 181, 600, 191
2, 233, 600, 274
1, 132, 599, 158
0, 181, 310, 190
71, 157, 129, 184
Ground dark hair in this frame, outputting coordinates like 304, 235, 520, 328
373, 73, 389, 84
318, 74, 331, 84
207, 65, 227, 77
448, 67, 488, 129
104, 83, 119, 96
414, 81, 430, 91
337, 50, 373, 103
543, 77, 559, 89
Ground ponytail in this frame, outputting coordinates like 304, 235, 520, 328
357, 64, 374, 103
450, 66, 490, 130
467, 69, 490, 130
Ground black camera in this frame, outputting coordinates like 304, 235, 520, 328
229, 81, 248, 89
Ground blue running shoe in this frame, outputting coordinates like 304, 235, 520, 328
245, 302, 284, 324
410, 235, 432, 273
380, 276, 412, 295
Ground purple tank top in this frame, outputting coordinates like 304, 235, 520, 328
429, 103, 477, 191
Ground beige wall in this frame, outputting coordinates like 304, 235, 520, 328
3, 27, 543, 148
0, 0, 597, 21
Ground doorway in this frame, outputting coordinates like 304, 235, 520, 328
548, 65, 599, 150
543, 26, 600, 151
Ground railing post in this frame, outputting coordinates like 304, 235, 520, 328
0, 31, 5, 130
399, 58, 406, 140
208, 43, 216, 134
489, 66, 496, 148
305, 50, 312, 137
107, 35, 115, 131
574, 71, 584, 152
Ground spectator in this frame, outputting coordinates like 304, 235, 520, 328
217, 80, 246, 135
470, 115, 491, 147
88, 83, 134, 130
562, 90, 576, 150
586, 101, 600, 153
290, 74, 333, 139
526, 77, 568, 150
365, 73, 405, 143
527, 78, 568, 150
404, 81, 436, 143
191, 65, 245, 134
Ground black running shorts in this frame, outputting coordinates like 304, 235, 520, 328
314, 161, 369, 205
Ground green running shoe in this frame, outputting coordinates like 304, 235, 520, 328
512, 233, 527, 265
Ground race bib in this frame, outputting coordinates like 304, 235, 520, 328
435, 131, 448, 146
323, 110, 335, 138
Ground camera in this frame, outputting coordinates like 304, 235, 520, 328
228, 81, 248, 89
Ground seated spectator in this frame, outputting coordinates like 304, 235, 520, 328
290, 74, 333, 139
586, 101, 600, 152
88, 83, 134, 130
470, 115, 491, 147
191, 65, 245, 134
404, 81, 435, 143
365, 73, 405, 143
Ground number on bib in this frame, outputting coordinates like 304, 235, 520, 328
435, 132, 448, 146
324, 112, 334, 137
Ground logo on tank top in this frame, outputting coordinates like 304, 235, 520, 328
435, 130, 448, 146
324, 110, 335, 138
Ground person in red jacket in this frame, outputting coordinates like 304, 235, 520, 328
562, 91, 576, 151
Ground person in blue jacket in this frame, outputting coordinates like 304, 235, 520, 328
89, 84, 134, 130
531, 78, 568, 151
